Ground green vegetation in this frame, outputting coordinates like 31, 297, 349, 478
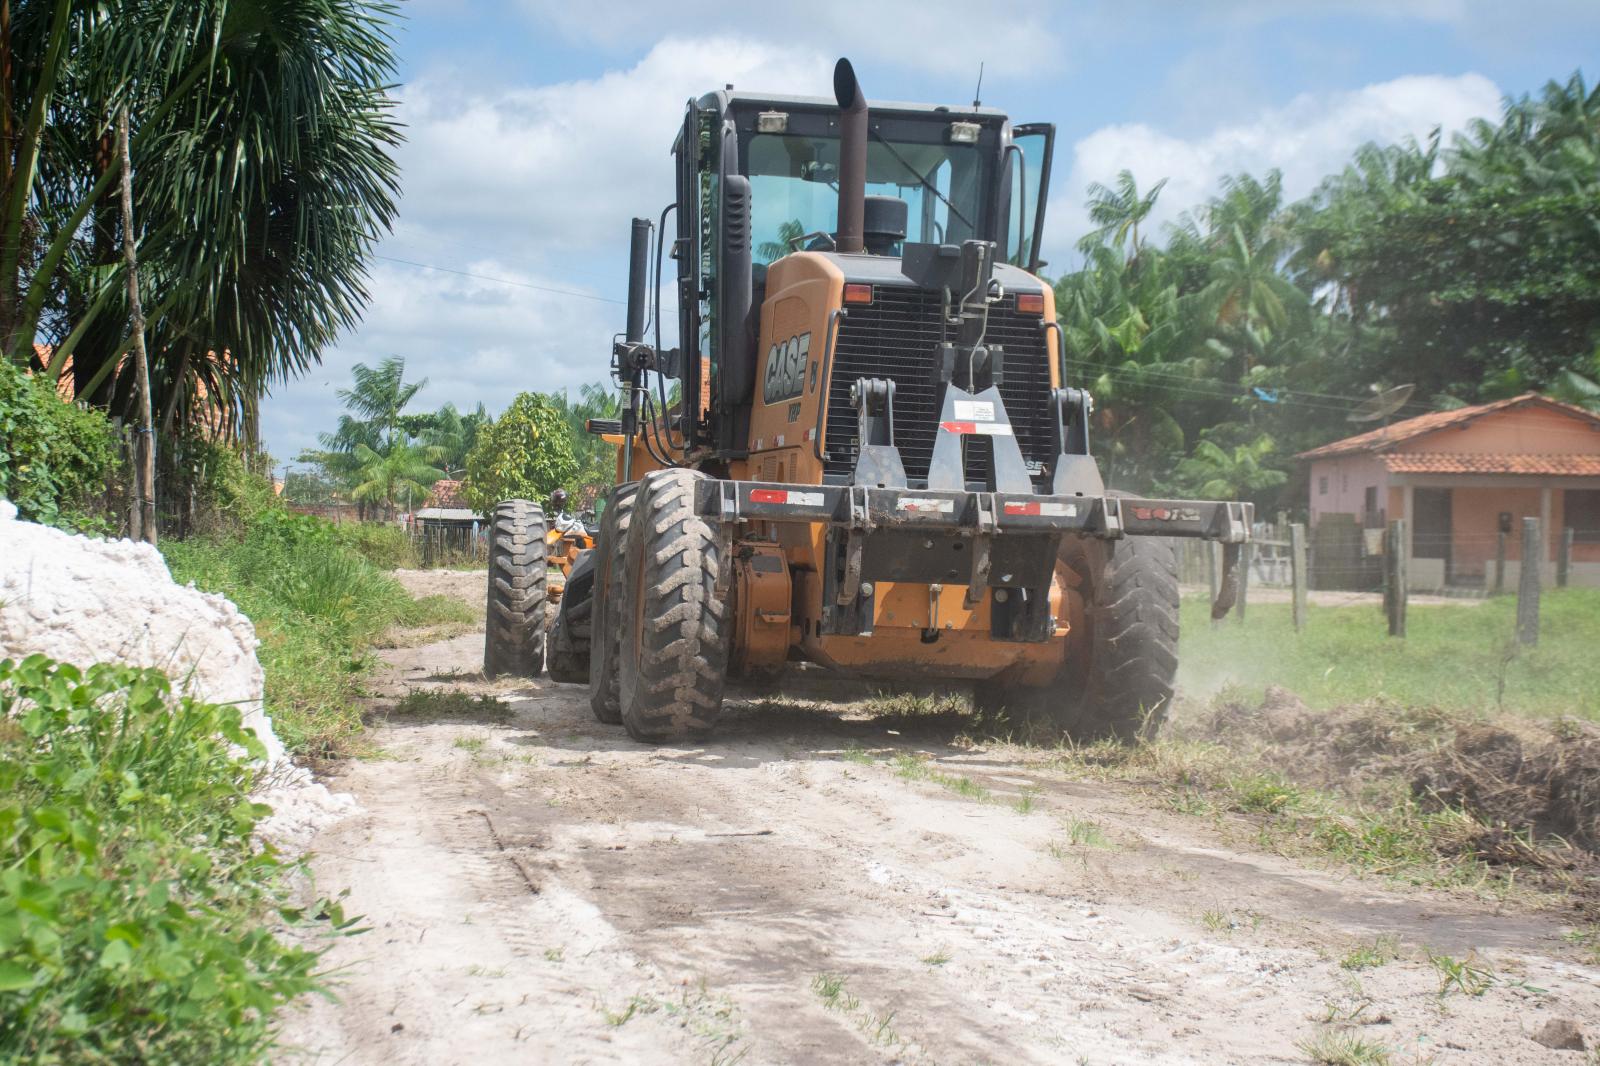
1296, 1030, 1391, 1066
1340, 936, 1400, 971
1177, 591, 1600, 718
6, 0, 401, 439
1056, 74, 1600, 507
162, 508, 463, 757
891, 753, 991, 801
0, 656, 356, 1063
1428, 951, 1496, 997
461, 392, 579, 513
0, 360, 119, 530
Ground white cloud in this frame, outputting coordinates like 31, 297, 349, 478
261, 37, 829, 461
1046, 72, 1503, 263
514, 0, 1062, 81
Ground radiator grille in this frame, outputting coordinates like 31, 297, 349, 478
822, 287, 1055, 487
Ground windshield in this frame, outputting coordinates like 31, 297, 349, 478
747, 132, 987, 265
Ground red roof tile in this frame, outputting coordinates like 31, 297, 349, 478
1295, 393, 1600, 460
1381, 453, 1600, 476
425, 479, 464, 508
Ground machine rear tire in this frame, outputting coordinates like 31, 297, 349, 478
587, 483, 638, 724
1062, 534, 1181, 741
484, 500, 548, 679
617, 469, 730, 744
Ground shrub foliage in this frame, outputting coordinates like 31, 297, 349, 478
0, 656, 346, 1063
0, 361, 118, 530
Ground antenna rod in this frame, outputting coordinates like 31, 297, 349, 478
972, 61, 984, 108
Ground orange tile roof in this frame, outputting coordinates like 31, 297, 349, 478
1296, 393, 1600, 460
425, 479, 464, 508
1381, 453, 1600, 476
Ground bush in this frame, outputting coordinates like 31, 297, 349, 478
0, 655, 344, 1063
461, 392, 577, 512
334, 521, 418, 569
0, 360, 119, 530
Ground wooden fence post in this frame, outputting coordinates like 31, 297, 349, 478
1290, 522, 1308, 632
1518, 516, 1542, 645
1557, 527, 1573, 589
1386, 519, 1407, 638
1235, 542, 1251, 623
1494, 531, 1507, 595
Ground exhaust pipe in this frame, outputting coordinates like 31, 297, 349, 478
834, 58, 867, 254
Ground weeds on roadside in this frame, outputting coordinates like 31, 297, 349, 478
1297, 1029, 1391, 1065
393, 690, 511, 722
0, 657, 358, 1063
920, 949, 952, 966
1428, 952, 1495, 997
1340, 936, 1401, 971
892, 754, 990, 801
811, 974, 901, 1049
163, 509, 464, 758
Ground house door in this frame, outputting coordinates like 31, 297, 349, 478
1413, 488, 1452, 581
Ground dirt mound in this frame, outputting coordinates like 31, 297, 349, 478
1413, 721, 1600, 854
0, 500, 356, 849
1188, 688, 1600, 857
0, 499, 281, 761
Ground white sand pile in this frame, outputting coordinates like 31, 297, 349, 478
0, 499, 356, 849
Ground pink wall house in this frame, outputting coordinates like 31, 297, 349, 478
1297, 394, 1600, 590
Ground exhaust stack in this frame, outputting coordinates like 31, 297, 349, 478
833, 58, 867, 254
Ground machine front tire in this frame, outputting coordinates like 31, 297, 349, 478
587, 483, 639, 724
616, 469, 730, 744
1061, 533, 1181, 742
483, 500, 548, 679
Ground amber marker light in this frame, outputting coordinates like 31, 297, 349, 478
1016, 292, 1045, 315
843, 283, 874, 304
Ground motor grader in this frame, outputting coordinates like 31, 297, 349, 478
484, 59, 1250, 742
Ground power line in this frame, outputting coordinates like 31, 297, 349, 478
373, 254, 626, 306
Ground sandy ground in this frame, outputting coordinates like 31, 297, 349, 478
275, 570, 1596, 1065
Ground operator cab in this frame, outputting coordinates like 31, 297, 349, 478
661, 81, 1057, 465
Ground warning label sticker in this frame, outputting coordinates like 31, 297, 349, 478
952, 400, 995, 422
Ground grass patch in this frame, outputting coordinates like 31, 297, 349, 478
1177, 591, 1600, 720
1297, 1030, 1391, 1065
163, 510, 448, 758
1428, 951, 1495, 997
453, 735, 486, 753
391, 690, 510, 722
920, 948, 952, 966
810, 974, 900, 1050
1340, 936, 1401, 971
891, 753, 990, 801
0, 657, 357, 1063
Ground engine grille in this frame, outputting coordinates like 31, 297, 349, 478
822, 287, 1055, 487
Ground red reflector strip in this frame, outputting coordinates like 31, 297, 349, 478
750, 489, 788, 503
1004, 501, 1041, 516
1016, 292, 1045, 314
940, 421, 1014, 436
843, 283, 873, 304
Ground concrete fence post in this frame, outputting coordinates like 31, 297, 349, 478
1494, 531, 1507, 595
1518, 517, 1542, 645
1557, 527, 1573, 589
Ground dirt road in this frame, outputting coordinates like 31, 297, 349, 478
277, 571, 1597, 1065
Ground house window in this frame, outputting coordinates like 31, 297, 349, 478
1318, 476, 1328, 496
1568, 489, 1600, 544
1364, 486, 1378, 516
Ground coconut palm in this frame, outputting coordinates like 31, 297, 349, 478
1077, 170, 1167, 260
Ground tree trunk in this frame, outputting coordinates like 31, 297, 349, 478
118, 107, 156, 545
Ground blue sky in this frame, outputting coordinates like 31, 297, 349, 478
260, 0, 1599, 466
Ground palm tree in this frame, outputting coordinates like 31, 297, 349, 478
350, 439, 445, 518
5, 0, 402, 441
1077, 170, 1167, 261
